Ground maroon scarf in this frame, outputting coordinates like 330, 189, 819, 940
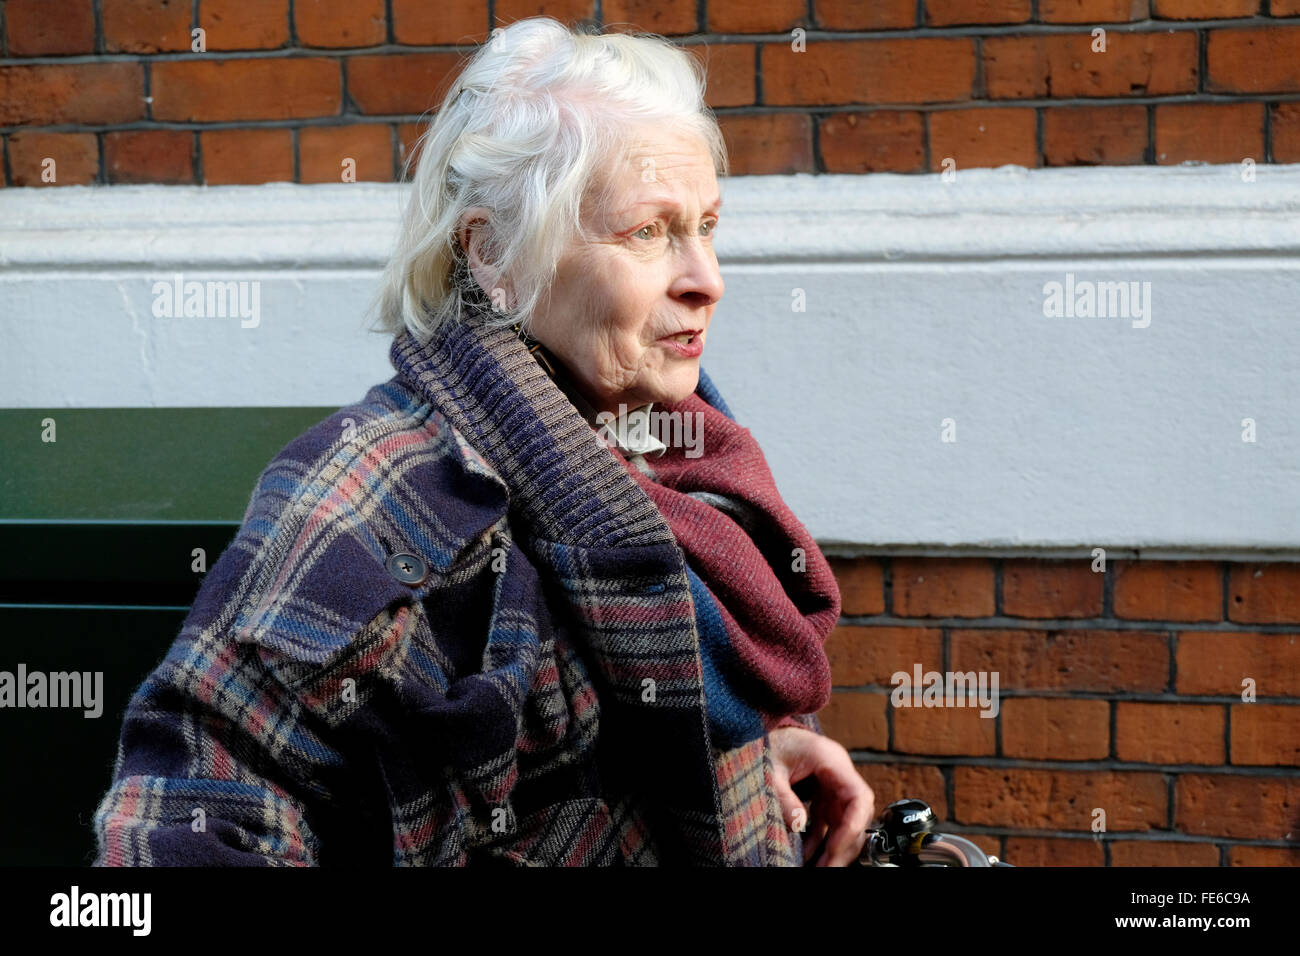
607, 392, 839, 725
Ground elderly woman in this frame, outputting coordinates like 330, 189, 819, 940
92, 17, 872, 867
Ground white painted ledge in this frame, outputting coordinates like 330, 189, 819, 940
2, 164, 1298, 552
4, 163, 1300, 267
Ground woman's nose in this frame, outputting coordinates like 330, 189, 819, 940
673, 239, 724, 305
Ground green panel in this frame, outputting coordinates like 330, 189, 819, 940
0, 606, 188, 866
0, 407, 345, 863
0, 407, 337, 520
0, 522, 240, 605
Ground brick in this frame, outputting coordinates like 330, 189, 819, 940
1111, 840, 1220, 865
294, 0, 386, 48
952, 628, 1170, 692
855, 762, 948, 818
1155, 102, 1264, 165
1113, 560, 1221, 622
493, 0, 596, 30
825, 625, 943, 686
1002, 697, 1110, 760
200, 0, 290, 51
299, 124, 393, 183
392, 0, 486, 44
983, 32, 1197, 99
1002, 558, 1106, 618
1228, 845, 1300, 865
1176, 631, 1300, 697
1153, 0, 1257, 16
893, 558, 995, 618
6, 0, 96, 55
603, 0, 697, 36
981, 37, 1045, 99
894, 705, 997, 755
818, 691, 889, 749
686, 43, 755, 109
826, 557, 885, 616
1272, 103, 1300, 163
956, 766, 1166, 830
104, 130, 194, 184
1230, 704, 1300, 766
819, 111, 925, 174
1004, 836, 1105, 865
925, 0, 1031, 26
346, 53, 464, 116
928, 107, 1037, 172
1277, 0, 1300, 13
1115, 702, 1225, 764
7, 132, 98, 186
103, 0, 192, 53
963, 831, 1004, 859
762, 39, 976, 106
1209, 27, 1300, 93
716, 113, 813, 175
1043, 104, 1148, 166
1039, 0, 1151, 21
1228, 563, 1300, 624
1176, 774, 1300, 839
201, 128, 294, 185
152, 58, 340, 122
814, 0, 916, 29
0, 63, 145, 126
708, 0, 806, 32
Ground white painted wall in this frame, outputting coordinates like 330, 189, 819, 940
3, 164, 1298, 553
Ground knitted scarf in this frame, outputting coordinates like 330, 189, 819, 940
604, 393, 838, 747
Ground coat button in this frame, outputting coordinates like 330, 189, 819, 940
386, 552, 428, 586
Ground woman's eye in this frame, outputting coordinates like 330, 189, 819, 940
632, 219, 716, 240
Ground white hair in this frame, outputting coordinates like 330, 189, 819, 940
367, 16, 729, 342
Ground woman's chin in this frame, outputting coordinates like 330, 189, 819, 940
653, 369, 701, 406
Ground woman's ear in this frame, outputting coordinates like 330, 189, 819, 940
457, 208, 512, 312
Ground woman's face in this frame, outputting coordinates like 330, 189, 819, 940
525, 127, 725, 415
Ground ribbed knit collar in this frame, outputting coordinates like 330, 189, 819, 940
510, 326, 669, 462
389, 316, 677, 550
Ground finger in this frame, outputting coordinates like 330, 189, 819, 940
768, 746, 809, 835
802, 817, 829, 864
816, 791, 876, 867
800, 799, 830, 863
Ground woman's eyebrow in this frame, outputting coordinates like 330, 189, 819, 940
620, 196, 723, 216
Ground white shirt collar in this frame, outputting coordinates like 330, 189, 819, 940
601, 404, 668, 458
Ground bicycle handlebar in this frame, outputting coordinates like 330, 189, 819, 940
853, 798, 1014, 867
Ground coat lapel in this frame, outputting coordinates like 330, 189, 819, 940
390, 317, 743, 865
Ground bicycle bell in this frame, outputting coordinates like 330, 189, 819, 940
874, 798, 937, 864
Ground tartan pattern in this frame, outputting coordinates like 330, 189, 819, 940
92, 315, 829, 866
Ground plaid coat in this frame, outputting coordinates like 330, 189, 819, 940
92, 316, 827, 867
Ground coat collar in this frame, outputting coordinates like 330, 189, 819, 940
389, 315, 676, 549
390, 316, 756, 864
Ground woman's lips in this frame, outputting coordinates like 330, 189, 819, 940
656, 330, 704, 358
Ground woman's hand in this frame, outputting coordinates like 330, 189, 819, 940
768, 726, 875, 866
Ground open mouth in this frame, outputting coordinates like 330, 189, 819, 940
657, 330, 705, 357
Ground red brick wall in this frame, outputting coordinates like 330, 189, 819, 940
3, 1, 1300, 186
824, 556, 1300, 866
